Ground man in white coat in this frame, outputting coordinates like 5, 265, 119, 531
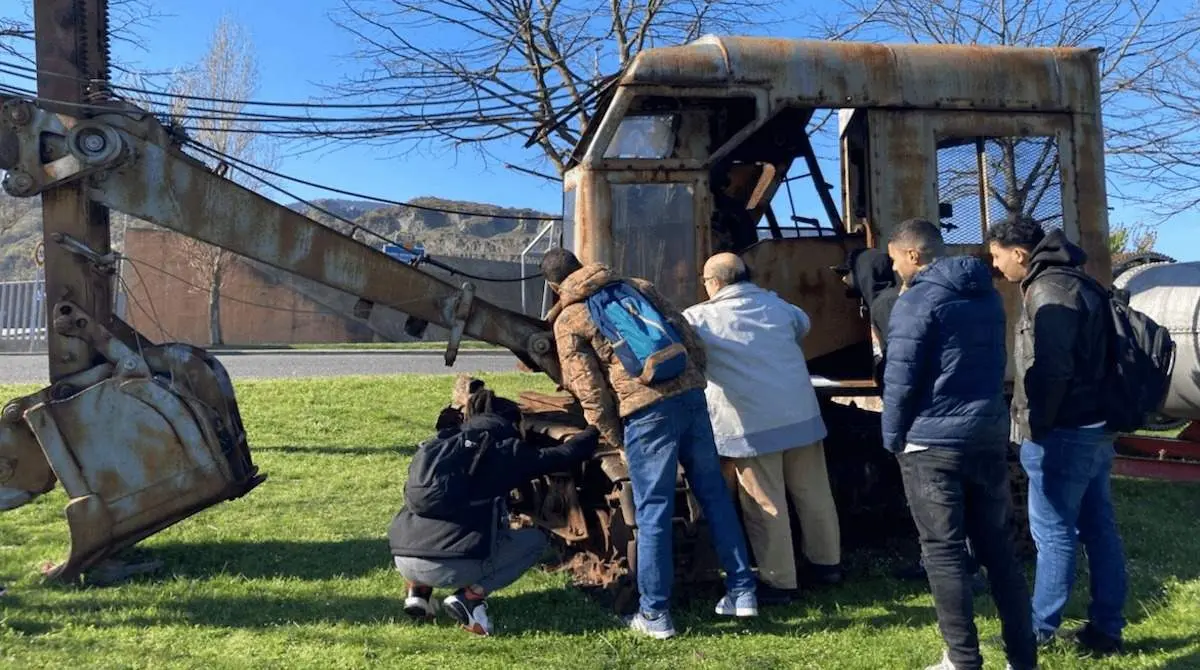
683, 253, 842, 604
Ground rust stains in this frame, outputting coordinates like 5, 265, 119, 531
621, 36, 1096, 114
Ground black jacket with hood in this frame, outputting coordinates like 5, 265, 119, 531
1013, 229, 1110, 440
388, 415, 598, 560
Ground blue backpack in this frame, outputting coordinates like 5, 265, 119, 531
586, 281, 689, 384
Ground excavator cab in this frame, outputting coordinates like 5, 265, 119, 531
559, 37, 1112, 387
509, 38, 1117, 608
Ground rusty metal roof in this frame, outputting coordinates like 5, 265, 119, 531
620, 36, 1101, 114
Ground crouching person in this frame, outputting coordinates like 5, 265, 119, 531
389, 390, 600, 636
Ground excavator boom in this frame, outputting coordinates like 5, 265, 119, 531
0, 89, 559, 581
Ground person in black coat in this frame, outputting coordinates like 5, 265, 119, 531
390, 390, 599, 636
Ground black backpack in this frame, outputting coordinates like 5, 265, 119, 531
1039, 268, 1176, 433
403, 428, 493, 520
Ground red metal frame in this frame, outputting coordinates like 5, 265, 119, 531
1113, 422, 1200, 482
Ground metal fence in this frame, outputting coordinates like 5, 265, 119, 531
0, 276, 47, 352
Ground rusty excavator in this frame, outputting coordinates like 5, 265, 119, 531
2, 0, 1198, 608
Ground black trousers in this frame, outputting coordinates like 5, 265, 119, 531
899, 446, 1037, 670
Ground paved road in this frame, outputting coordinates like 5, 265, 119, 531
0, 351, 522, 385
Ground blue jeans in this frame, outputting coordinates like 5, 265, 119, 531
623, 389, 756, 614
1021, 427, 1127, 640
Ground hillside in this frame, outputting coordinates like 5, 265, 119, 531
0, 193, 557, 280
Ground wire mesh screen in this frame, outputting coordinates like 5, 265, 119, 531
936, 140, 985, 245
936, 136, 1064, 245
982, 137, 1063, 231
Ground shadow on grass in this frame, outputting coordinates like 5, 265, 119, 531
21, 576, 942, 638
123, 538, 393, 581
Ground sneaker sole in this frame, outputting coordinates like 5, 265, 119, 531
714, 606, 758, 617
403, 597, 436, 621
632, 624, 676, 640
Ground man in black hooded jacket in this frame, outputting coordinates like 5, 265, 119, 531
987, 217, 1127, 657
389, 390, 599, 636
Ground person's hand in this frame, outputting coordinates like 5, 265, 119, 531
564, 425, 601, 456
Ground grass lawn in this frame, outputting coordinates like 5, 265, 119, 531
1, 374, 1198, 669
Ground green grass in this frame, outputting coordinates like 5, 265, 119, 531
2, 374, 1198, 669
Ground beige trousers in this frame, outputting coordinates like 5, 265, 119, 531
731, 441, 841, 590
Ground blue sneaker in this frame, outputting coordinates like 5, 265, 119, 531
714, 589, 758, 617
628, 610, 676, 639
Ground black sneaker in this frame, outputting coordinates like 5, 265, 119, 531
755, 580, 797, 606
808, 563, 844, 586
1073, 623, 1124, 657
403, 584, 436, 620
443, 590, 492, 636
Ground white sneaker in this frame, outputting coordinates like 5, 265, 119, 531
627, 611, 677, 640
443, 592, 492, 636
714, 589, 758, 617
925, 650, 956, 670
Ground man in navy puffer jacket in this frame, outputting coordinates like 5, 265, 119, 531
883, 219, 1037, 670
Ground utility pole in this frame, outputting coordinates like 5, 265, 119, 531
33, 0, 115, 381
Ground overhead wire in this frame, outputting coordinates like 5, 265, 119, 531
0, 58, 580, 117
184, 139, 547, 283
185, 139, 561, 221
2, 58, 570, 281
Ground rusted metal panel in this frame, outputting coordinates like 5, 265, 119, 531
32, 0, 117, 380
1113, 423, 1200, 482
740, 236, 869, 361
4, 300, 264, 580
1072, 113, 1113, 285
621, 37, 1098, 115
1112, 456, 1200, 483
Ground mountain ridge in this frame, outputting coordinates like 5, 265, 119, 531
0, 194, 559, 280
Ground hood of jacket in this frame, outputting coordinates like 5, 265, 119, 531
458, 413, 520, 442
848, 247, 900, 306
1022, 228, 1088, 290
547, 263, 617, 322
910, 255, 994, 297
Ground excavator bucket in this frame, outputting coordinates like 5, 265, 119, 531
11, 339, 264, 582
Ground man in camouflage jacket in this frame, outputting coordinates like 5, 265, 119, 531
540, 248, 757, 640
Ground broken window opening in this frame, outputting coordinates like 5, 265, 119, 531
709, 107, 848, 253
936, 135, 1064, 245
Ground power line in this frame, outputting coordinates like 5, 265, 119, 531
0, 58, 583, 113
184, 140, 562, 221
1, 65, 569, 129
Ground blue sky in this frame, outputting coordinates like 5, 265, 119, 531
1, 0, 1196, 259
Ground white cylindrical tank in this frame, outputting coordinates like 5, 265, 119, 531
1114, 260, 1200, 422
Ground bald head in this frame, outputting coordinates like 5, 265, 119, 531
702, 252, 749, 297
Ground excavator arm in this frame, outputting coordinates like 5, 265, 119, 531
0, 95, 560, 376
0, 92, 560, 582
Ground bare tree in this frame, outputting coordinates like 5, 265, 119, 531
825, 0, 1200, 223
323, 0, 778, 176
1108, 222, 1158, 256
0, 1, 163, 71
165, 16, 277, 346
